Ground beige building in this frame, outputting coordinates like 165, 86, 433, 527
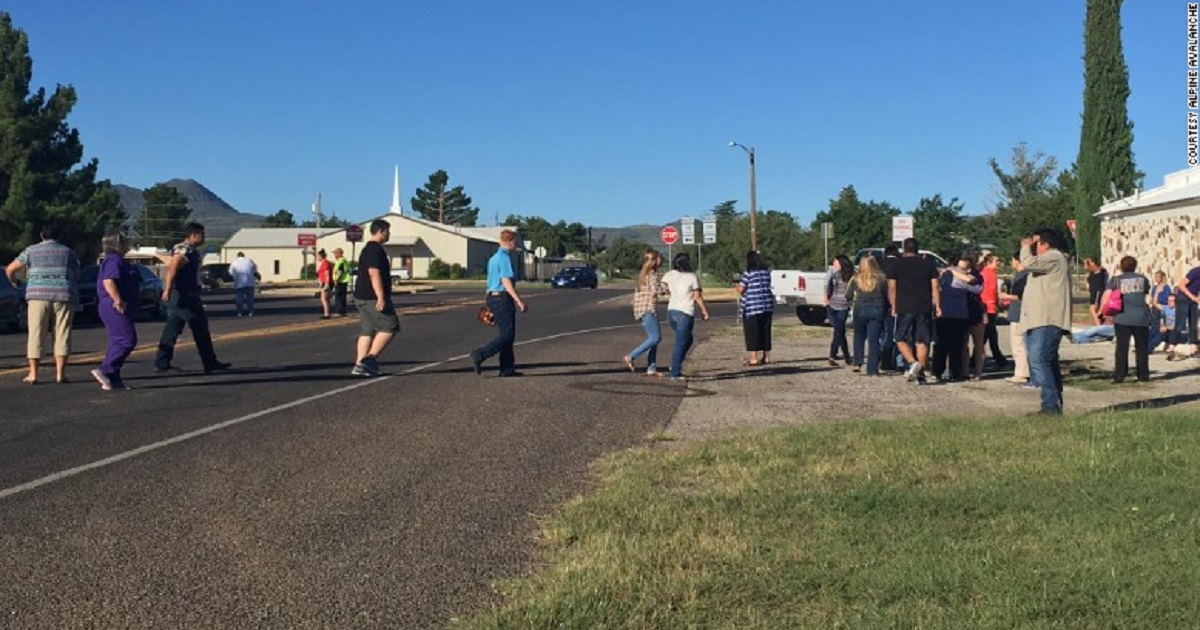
221, 214, 522, 282
1097, 166, 1200, 283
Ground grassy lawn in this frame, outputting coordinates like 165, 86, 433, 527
457, 411, 1200, 629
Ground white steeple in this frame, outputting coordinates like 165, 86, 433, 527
389, 165, 403, 215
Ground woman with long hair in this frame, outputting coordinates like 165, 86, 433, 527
961, 255, 987, 380
932, 254, 981, 382
1101, 255, 1153, 383
661, 253, 710, 381
622, 250, 665, 376
316, 249, 332, 319
736, 250, 774, 366
825, 254, 854, 367
845, 254, 887, 374
90, 231, 139, 391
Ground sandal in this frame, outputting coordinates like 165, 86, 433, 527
22, 376, 37, 385
622, 356, 635, 372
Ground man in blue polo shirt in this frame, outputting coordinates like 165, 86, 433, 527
470, 230, 526, 377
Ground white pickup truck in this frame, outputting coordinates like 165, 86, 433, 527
772, 249, 949, 326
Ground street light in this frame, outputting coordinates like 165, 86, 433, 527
728, 141, 757, 251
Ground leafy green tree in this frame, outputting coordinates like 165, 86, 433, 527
503, 214, 588, 257
910, 194, 966, 258
811, 186, 899, 260
301, 215, 350, 228
411, 169, 479, 226
593, 236, 649, 278
262, 208, 296, 228
0, 12, 124, 261
1073, 0, 1141, 260
986, 144, 1075, 256
135, 183, 191, 248
700, 209, 815, 281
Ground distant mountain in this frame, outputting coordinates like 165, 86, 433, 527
114, 179, 265, 240
591, 224, 664, 247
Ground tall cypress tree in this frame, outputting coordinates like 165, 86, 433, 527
0, 13, 124, 261
1073, 0, 1140, 260
410, 170, 480, 226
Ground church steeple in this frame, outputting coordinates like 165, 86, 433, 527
389, 165, 403, 215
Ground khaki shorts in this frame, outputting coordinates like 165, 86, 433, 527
355, 298, 400, 336
26, 299, 75, 359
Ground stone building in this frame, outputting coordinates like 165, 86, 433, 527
1096, 166, 1200, 282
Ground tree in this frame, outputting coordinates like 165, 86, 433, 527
411, 169, 479, 226
986, 144, 1075, 256
502, 214, 588, 257
910, 194, 966, 258
135, 183, 191, 248
301, 215, 350, 228
593, 236, 649, 278
811, 186, 899, 260
262, 209, 296, 228
0, 12, 124, 261
1073, 0, 1141, 260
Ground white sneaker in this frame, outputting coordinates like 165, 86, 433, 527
90, 369, 112, 391
905, 362, 921, 383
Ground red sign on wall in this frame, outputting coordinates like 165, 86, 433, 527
297, 233, 317, 247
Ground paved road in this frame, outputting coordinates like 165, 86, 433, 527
0, 287, 733, 629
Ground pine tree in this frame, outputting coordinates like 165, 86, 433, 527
410, 170, 480, 226
1073, 0, 1140, 260
0, 12, 124, 261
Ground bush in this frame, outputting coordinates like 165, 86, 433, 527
428, 258, 451, 279
449, 263, 465, 279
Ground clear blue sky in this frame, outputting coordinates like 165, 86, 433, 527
8, 1, 1182, 229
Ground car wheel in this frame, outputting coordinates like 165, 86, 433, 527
796, 306, 827, 326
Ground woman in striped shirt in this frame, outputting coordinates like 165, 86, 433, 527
622, 251, 666, 376
736, 251, 774, 366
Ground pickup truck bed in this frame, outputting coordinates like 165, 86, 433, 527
770, 269, 831, 326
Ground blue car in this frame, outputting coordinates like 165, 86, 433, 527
551, 266, 598, 289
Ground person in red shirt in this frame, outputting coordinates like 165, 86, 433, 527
316, 249, 333, 319
980, 254, 1009, 370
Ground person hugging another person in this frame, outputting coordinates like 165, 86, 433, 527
661, 253, 710, 381
825, 254, 853, 367
932, 255, 981, 383
845, 254, 887, 375
1101, 256, 1153, 384
736, 251, 774, 367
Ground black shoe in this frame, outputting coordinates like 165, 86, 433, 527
498, 371, 524, 378
470, 352, 483, 375
154, 365, 182, 373
204, 362, 232, 374
1029, 409, 1062, 417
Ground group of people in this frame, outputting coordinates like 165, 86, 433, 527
619, 250, 712, 380
1075, 256, 1200, 381
314, 247, 353, 319
5, 221, 232, 389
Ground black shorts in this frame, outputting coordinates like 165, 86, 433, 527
895, 312, 933, 345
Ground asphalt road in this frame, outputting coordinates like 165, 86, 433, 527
0, 286, 733, 629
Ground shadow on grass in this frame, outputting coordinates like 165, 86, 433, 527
1094, 392, 1200, 413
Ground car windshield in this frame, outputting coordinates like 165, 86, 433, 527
559, 268, 585, 275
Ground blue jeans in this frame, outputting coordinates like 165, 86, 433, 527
628, 312, 661, 371
476, 293, 517, 374
828, 308, 850, 361
1176, 297, 1199, 346
1026, 326, 1064, 414
235, 286, 255, 315
668, 309, 695, 378
852, 305, 884, 374
1072, 324, 1114, 344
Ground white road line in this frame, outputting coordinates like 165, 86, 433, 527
0, 323, 636, 502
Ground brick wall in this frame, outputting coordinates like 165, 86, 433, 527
1101, 207, 1200, 282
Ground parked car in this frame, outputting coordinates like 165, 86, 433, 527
77, 264, 166, 321
551, 266, 598, 289
0, 273, 26, 332
201, 263, 233, 289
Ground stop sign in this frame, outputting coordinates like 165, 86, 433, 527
345, 224, 364, 242
661, 226, 679, 245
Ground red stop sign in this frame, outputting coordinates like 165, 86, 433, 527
661, 226, 679, 245
345, 224, 364, 242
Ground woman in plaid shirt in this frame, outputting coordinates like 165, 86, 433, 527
622, 251, 666, 376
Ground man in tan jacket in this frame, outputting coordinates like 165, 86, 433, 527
1020, 229, 1072, 415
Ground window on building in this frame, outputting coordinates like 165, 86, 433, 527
273, 260, 280, 276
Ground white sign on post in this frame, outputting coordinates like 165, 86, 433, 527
702, 215, 717, 244
892, 216, 914, 242
680, 216, 695, 245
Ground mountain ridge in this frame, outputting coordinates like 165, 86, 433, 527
114, 179, 266, 240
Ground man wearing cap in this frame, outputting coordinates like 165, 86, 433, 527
331, 247, 351, 317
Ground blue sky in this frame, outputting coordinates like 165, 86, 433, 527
8, 1, 1182, 228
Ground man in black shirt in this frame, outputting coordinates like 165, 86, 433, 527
351, 219, 400, 377
155, 223, 230, 374
887, 238, 941, 383
1084, 257, 1108, 326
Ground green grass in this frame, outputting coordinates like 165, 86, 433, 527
456, 411, 1200, 629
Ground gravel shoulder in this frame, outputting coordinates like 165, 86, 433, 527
666, 316, 1200, 445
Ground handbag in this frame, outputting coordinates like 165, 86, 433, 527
1100, 288, 1123, 317
477, 305, 496, 326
